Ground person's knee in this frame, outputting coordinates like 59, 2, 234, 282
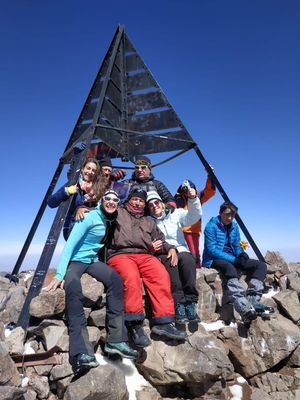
64, 277, 82, 297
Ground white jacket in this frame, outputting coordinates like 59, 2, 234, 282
152, 197, 202, 253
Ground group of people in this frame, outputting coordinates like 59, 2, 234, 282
45, 151, 273, 376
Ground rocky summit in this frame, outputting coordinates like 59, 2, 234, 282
0, 251, 300, 400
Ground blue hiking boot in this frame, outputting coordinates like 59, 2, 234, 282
151, 323, 187, 341
127, 322, 151, 348
175, 303, 189, 324
185, 302, 201, 322
72, 353, 99, 376
104, 342, 139, 359
253, 302, 274, 316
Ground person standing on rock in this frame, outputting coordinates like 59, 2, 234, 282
122, 155, 177, 211
106, 187, 187, 347
147, 189, 202, 324
202, 201, 274, 323
175, 173, 216, 267
44, 189, 138, 376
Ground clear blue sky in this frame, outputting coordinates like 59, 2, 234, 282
1, 1, 299, 271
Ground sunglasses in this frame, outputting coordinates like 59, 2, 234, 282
149, 199, 161, 207
103, 196, 120, 203
135, 165, 148, 170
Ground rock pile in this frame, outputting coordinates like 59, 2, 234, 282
0, 251, 299, 399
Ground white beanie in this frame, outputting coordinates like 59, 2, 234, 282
146, 190, 162, 203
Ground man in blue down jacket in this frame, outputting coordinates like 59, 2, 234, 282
203, 201, 273, 323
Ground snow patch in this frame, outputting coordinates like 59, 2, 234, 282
229, 384, 243, 400
201, 320, 225, 331
262, 288, 279, 299
4, 328, 12, 338
23, 342, 36, 355
21, 377, 29, 387
286, 335, 295, 352
95, 353, 149, 400
237, 376, 247, 384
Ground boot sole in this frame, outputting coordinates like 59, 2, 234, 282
151, 327, 187, 340
73, 361, 99, 376
105, 347, 138, 360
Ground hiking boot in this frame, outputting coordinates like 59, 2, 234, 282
241, 308, 257, 324
151, 323, 187, 340
127, 322, 151, 348
253, 302, 274, 315
104, 342, 139, 359
185, 302, 201, 322
175, 303, 188, 324
72, 353, 99, 376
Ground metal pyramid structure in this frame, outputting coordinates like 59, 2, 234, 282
10, 25, 265, 328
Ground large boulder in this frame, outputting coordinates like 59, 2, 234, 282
196, 271, 218, 321
29, 289, 65, 318
0, 342, 21, 386
273, 290, 300, 324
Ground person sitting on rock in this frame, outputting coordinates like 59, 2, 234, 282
44, 189, 138, 376
106, 187, 187, 347
147, 188, 202, 324
122, 155, 177, 212
175, 174, 216, 267
202, 201, 274, 323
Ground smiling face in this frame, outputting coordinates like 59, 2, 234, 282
102, 194, 120, 214
128, 196, 146, 211
148, 199, 164, 217
82, 161, 98, 182
220, 208, 236, 225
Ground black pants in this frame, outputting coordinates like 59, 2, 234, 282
211, 259, 266, 282
159, 252, 198, 305
64, 261, 128, 360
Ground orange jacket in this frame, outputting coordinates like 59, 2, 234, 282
175, 176, 216, 234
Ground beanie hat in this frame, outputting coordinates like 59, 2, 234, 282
146, 190, 162, 203
99, 157, 112, 168
135, 155, 151, 168
128, 187, 147, 202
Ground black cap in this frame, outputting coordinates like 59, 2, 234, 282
128, 187, 147, 202
99, 157, 112, 168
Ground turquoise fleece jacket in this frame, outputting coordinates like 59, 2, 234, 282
55, 205, 107, 281
202, 216, 242, 267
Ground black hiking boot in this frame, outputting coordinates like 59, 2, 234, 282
72, 353, 99, 376
185, 302, 201, 322
151, 323, 187, 341
127, 322, 151, 348
253, 302, 274, 318
104, 342, 139, 359
175, 303, 189, 324
241, 308, 257, 326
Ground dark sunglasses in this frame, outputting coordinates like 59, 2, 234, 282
103, 196, 120, 203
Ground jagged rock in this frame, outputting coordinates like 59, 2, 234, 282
63, 363, 128, 400
288, 263, 300, 274
288, 345, 300, 366
27, 319, 65, 337
226, 374, 252, 400
56, 376, 72, 398
88, 307, 106, 327
0, 321, 5, 341
202, 268, 219, 284
273, 290, 300, 324
196, 271, 217, 321
81, 274, 104, 307
28, 373, 50, 399
0, 276, 12, 289
87, 326, 101, 347
0, 286, 26, 324
23, 388, 37, 400
0, 342, 21, 386
5, 327, 25, 354
137, 331, 233, 390
42, 325, 69, 352
50, 353, 73, 381
250, 388, 272, 400
136, 386, 162, 400
219, 314, 300, 378
265, 251, 290, 274
29, 289, 65, 318
33, 364, 53, 376
0, 386, 26, 400
287, 274, 300, 295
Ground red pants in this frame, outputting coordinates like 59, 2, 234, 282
184, 232, 201, 268
108, 253, 175, 323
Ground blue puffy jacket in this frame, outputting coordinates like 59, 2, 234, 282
202, 216, 242, 267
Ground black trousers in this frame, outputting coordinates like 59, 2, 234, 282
211, 259, 267, 282
64, 261, 128, 360
158, 252, 198, 305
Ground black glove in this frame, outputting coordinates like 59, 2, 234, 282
234, 252, 249, 268
165, 204, 175, 213
73, 141, 86, 154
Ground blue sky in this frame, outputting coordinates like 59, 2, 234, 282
1, 1, 299, 271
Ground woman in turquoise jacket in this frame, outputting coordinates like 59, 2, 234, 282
45, 189, 137, 376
